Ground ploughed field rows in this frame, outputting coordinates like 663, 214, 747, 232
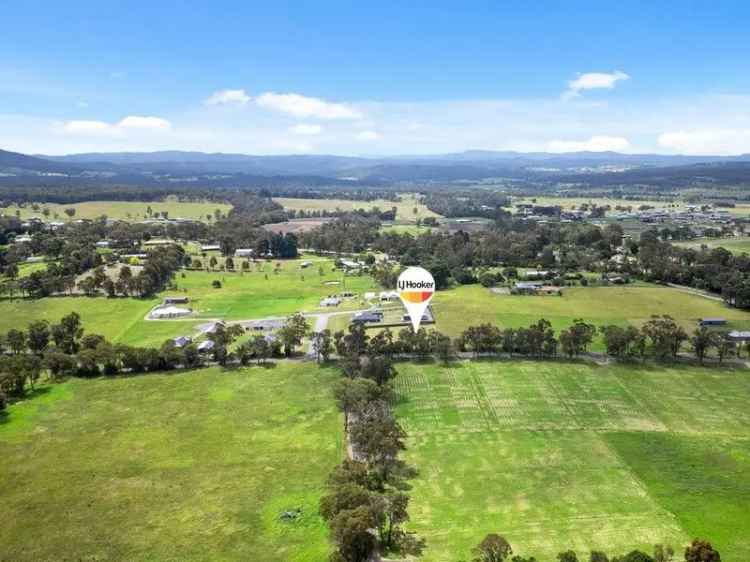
394, 360, 750, 561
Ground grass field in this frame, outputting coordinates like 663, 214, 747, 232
0, 295, 161, 342
0, 197, 231, 222
16, 260, 49, 278
274, 194, 440, 223
511, 196, 685, 211
0, 363, 343, 561
394, 360, 750, 561
0, 257, 377, 347
380, 223, 435, 235
674, 236, 750, 255
430, 284, 750, 347
170, 257, 378, 320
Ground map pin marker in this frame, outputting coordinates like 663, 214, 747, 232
397, 266, 435, 332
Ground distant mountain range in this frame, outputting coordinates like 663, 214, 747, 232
1, 147, 750, 188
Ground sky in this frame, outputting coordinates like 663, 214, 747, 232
2, 1, 750, 156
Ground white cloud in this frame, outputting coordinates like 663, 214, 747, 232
6, 93, 750, 156
256, 92, 362, 120
563, 70, 629, 100
290, 123, 322, 135
204, 89, 250, 106
658, 129, 750, 155
356, 130, 380, 141
547, 135, 631, 152
117, 116, 172, 130
63, 120, 112, 134
61, 116, 171, 135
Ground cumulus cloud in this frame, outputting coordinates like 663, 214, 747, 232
563, 70, 629, 100
290, 123, 322, 135
547, 135, 631, 152
356, 130, 380, 141
62, 116, 171, 135
658, 129, 750, 155
63, 120, 112, 134
256, 92, 362, 119
117, 116, 171, 130
204, 89, 250, 106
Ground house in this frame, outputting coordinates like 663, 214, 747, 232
727, 330, 750, 342
234, 248, 255, 258
247, 318, 285, 331
201, 244, 221, 252
524, 270, 551, 280
163, 296, 189, 305
352, 311, 383, 324
379, 291, 400, 302
320, 297, 341, 307
300, 261, 313, 268
512, 281, 542, 295
699, 318, 727, 326
339, 259, 360, 270
151, 305, 192, 319
172, 336, 192, 348
13, 235, 32, 244
200, 321, 226, 335
96, 240, 110, 248
197, 340, 215, 353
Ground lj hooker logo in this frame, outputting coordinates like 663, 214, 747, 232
397, 276, 435, 303
397, 267, 436, 332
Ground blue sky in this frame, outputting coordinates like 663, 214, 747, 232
2, 1, 750, 155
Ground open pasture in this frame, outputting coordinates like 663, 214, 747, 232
394, 360, 750, 561
674, 236, 750, 255
0, 257, 376, 347
0, 295, 161, 343
510, 195, 684, 212
0, 198, 231, 222
430, 284, 750, 346
0, 294, 198, 348
171, 257, 378, 320
0, 363, 342, 561
274, 193, 440, 223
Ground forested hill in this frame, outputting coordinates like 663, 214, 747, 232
3, 147, 750, 194
0, 149, 81, 174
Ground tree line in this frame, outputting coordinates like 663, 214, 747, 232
465, 533, 720, 562
311, 316, 740, 366
0, 311, 318, 416
319, 322, 424, 561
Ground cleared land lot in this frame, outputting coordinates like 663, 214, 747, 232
0, 198, 231, 222
0, 363, 342, 562
394, 360, 750, 561
274, 194, 440, 223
